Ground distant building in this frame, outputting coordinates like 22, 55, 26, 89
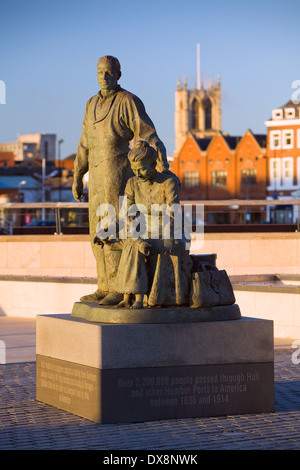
55, 153, 75, 170
174, 74, 222, 157
0, 175, 40, 203
0, 133, 56, 162
173, 94, 300, 224
173, 130, 267, 200
0, 151, 15, 167
265, 100, 300, 198
264, 100, 300, 223
45, 169, 75, 202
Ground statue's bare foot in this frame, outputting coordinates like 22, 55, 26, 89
115, 299, 131, 308
130, 301, 143, 309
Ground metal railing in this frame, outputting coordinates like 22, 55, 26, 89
0, 202, 89, 235
0, 199, 299, 235
182, 199, 300, 231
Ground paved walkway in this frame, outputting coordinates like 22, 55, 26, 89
0, 316, 300, 451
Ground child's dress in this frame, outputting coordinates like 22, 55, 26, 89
112, 238, 148, 295
124, 172, 193, 307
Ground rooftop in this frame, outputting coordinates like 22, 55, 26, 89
0, 175, 40, 189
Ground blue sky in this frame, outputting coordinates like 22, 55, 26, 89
1, 0, 300, 159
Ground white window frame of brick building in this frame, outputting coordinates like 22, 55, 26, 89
284, 108, 296, 119
241, 168, 257, 186
211, 170, 227, 187
272, 109, 283, 120
269, 157, 295, 189
270, 130, 281, 150
183, 171, 199, 188
269, 158, 281, 188
282, 157, 294, 188
282, 129, 294, 149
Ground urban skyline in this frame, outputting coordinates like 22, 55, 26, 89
1, 0, 300, 159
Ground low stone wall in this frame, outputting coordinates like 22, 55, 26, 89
191, 231, 300, 276
231, 274, 300, 339
0, 273, 299, 339
0, 233, 300, 338
0, 276, 96, 318
0, 235, 96, 278
0, 232, 299, 277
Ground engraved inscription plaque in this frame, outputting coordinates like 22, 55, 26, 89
102, 363, 274, 423
36, 355, 101, 422
36, 355, 274, 423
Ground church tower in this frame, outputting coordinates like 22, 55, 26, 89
174, 48, 222, 156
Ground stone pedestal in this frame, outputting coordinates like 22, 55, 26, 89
36, 311, 274, 424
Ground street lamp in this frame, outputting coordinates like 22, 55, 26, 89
18, 180, 26, 201
58, 139, 64, 201
18, 180, 27, 226
58, 139, 64, 161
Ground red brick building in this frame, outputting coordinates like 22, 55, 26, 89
0, 151, 15, 167
172, 98, 300, 224
173, 130, 267, 201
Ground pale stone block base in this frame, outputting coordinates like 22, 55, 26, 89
36, 313, 274, 423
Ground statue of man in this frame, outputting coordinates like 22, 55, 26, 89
72, 55, 169, 305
